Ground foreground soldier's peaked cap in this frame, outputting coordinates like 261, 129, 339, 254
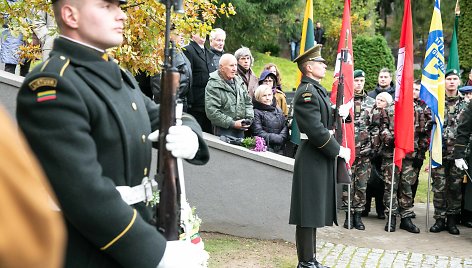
51, 0, 127, 4
293, 44, 325, 64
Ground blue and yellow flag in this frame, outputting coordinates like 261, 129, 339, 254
291, 0, 315, 145
419, 0, 445, 167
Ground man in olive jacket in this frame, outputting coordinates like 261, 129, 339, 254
16, 0, 209, 267
289, 45, 350, 268
205, 53, 254, 138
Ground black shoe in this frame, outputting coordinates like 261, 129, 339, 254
384, 217, 396, 232
343, 212, 353, 229
377, 214, 386, 220
463, 221, 472, 228
429, 218, 445, 233
400, 217, 420, 233
353, 212, 365, 230
297, 261, 315, 268
447, 215, 460, 235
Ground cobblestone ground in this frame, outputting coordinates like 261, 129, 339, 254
316, 241, 472, 268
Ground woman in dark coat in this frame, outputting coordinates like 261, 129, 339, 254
251, 85, 288, 154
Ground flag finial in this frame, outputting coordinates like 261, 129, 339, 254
455, 0, 460, 16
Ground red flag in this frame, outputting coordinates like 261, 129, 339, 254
330, 0, 355, 166
394, 0, 414, 169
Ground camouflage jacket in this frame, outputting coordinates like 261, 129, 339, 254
406, 99, 431, 159
443, 94, 468, 159
370, 105, 392, 157
353, 93, 375, 157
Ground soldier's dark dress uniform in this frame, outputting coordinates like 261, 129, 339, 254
16, 37, 209, 268
289, 45, 341, 268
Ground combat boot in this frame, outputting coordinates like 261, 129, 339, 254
429, 218, 445, 233
399, 217, 420, 233
447, 215, 460, 235
353, 212, 365, 230
297, 261, 315, 268
343, 212, 353, 229
384, 216, 396, 232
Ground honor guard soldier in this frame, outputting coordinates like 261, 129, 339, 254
16, 0, 210, 267
430, 69, 468, 235
289, 44, 351, 268
342, 69, 375, 230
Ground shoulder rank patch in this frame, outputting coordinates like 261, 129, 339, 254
29, 77, 57, 91
37, 90, 57, 102
302, 92, 312, 102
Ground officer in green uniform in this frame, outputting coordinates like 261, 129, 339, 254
289, 45, 351, 268
16, 0, 210, 267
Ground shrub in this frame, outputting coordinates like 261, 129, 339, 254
353, 35, 395, 92
458, 1, 472, 75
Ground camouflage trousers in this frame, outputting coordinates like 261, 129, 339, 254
382, 158, 417, 218
431, 159, 463, 219
342, 156, 370, 213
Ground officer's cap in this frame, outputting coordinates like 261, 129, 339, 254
293, 44, 325, 64
459, 85, 472, 94
51, 0, 127, 4
445, 69, 460, 78
354, 69, 365, 78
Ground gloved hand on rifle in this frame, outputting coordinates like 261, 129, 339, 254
148, 126, 199, 159
455, 158, 468, 170
338, 101, 353, 120
157, 240, 209, 268
338, 146, 351, 163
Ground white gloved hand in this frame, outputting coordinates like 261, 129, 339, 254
165, 126, 199, 159
455, 158, 468, 170
338, 101, 353, 120
157, 240, 209, 268
338, 146, 351, 163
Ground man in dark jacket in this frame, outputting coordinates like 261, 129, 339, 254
183, 33, 216, 133
367, 68, 395, 98
209, 28, 225, 68
289, 44, 350, 268
16, 0, 210, 267
314, 22, 325, 46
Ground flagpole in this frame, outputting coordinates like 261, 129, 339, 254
343, 119, 352, 229
388, 151, 396, 232
426, 150, 433, 232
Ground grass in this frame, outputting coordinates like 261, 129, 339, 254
252, 52, 335, 93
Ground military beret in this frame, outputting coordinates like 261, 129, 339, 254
354, 69, 365, 78
445, 69, 460, 78
459, 85, 472, 94
293, 44, 325, 64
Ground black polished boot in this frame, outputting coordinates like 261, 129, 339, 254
384, 216, 396, 232
399, 217, 420, 233
296, 226, 315, 268
447, 215, 460, 235
429, 218, 445, 233
353, 212, 365, 230
343, 212, 353, 229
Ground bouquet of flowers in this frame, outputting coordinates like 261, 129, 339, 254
242, 136, 267, 152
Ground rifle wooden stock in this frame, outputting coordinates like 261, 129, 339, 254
157, 68, 181, 240
334, 48, 352, 185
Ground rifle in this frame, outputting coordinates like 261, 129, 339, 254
333, 30, 352, 185
156, 0, 184, 241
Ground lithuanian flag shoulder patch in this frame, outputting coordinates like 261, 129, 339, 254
37, 90, 57, 102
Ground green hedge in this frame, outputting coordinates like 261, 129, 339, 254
353, 35, 395, 92
458, 0, 472, 78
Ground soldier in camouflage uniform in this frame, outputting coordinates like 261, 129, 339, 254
373, 91, 423, 233
342, 70, 375, 230
430, 69, 468, 235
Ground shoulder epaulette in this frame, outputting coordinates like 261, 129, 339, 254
39, 55, 71, 77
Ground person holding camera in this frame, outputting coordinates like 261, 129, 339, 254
205, 53, 254, 138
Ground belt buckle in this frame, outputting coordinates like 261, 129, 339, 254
142, 177, 158, 206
